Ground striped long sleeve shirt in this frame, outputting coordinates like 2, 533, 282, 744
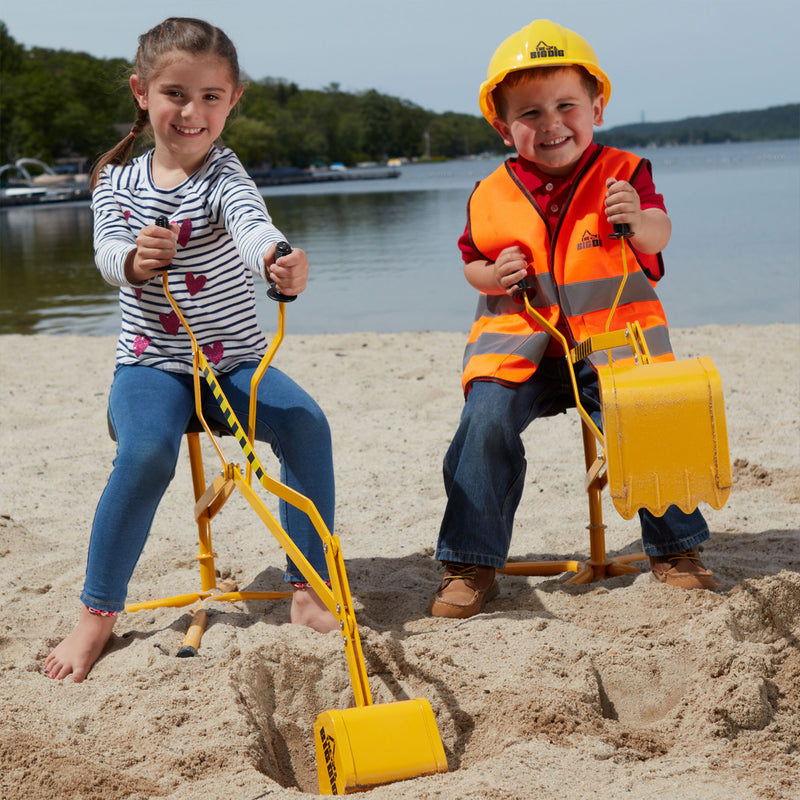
92, 146, 285, 374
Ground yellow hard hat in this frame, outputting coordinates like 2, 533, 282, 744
479, 19, 611, 123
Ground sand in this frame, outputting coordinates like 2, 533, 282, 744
1, 324, 798, 800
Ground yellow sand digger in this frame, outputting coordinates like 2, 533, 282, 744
501, 224, 731, 582
123, 235, 447, 795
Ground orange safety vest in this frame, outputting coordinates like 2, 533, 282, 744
462, 146, 674, 393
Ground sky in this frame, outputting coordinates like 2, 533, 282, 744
2, 0, 798, 130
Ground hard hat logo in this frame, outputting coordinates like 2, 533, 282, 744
531, 42, 565, 60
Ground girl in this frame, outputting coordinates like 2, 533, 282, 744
45, 17, 338, 682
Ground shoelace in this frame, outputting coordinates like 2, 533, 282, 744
442, 563, 479, 585
664, 549, 702, 564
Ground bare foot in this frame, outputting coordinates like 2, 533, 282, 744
44, 606, 117, 682
290, 585, 339, 633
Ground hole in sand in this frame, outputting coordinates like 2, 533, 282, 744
592, 656, 696, 727
234, 638, 352, 794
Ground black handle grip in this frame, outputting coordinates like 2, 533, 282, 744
154, 216, 174, 270
267, 241, 297, 302
512, 276, 534, 304
609, 222, 633, 239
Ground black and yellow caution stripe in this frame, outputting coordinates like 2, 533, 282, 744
196, 355, 267, 484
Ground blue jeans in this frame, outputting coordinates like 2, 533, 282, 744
81, 362, 334, 613
435, 358, 709, 569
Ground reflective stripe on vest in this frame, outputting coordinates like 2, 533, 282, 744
462, 146, 673, 391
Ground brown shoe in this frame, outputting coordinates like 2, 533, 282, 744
649, 549, 716, 590
429, 563, 499, 618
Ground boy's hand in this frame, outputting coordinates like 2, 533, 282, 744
604, 177, 642, 230
264, 243, 309, 297
604, 176, 672, 254
494, 246, 531, 297
125, 221, 179, 284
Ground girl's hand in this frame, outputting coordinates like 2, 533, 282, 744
604, 177, 642, 230
264, 243, 309, 296
125, 222, 179, 284
494, 245, 530, 297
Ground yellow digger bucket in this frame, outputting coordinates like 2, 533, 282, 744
315, 699, 447, 795
598, 355, 731, 519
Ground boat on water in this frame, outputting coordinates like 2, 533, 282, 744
0, 158, 90, 207
1, 159, 401, 207
248, 163, 401, 186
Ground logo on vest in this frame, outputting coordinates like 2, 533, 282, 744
319, 727, 338, 791
530, 40, 565, 60
577, 229, 602, 251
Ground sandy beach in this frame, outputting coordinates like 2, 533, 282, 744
1, 324, 798, 800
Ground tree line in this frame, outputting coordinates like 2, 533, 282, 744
2, 22, 797, 172
0, 23, 499, 170
596, 104, 799, 148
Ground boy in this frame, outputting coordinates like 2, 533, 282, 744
430, 19, 714, 619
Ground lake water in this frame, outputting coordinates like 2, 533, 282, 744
1, 139, 798, 336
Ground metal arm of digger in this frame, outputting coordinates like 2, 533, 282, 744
516, 226, 649, 449
162, 273, 374, 709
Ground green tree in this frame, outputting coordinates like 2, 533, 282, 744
427, 112, 501, 159
1, 28, 131, 163
223, 115, 277, 168
0, 21, 24, 73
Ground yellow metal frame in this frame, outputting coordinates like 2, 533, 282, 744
124, 272, 373, 702
499, 414, 646, 584
123, 270, 447, 794
498, 293, 649, 583
499, 236, 729, 584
